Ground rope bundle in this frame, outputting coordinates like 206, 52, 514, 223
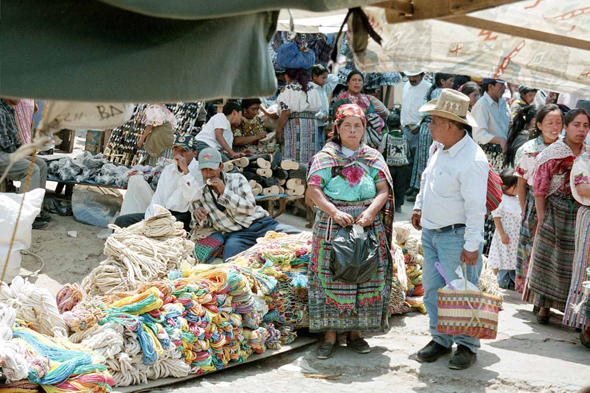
80, 211, 196, 297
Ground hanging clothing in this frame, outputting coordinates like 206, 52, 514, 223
14, 99, 35, 144
525, 141, 589, 311
563, 152, 590, 329
307, 142, 393, 332
142, 104, 178, 166
277, 81, 322, 164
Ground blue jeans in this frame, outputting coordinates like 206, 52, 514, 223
497, 270, 515, 289
421, 227, 483, 353
222, 216, 300, 261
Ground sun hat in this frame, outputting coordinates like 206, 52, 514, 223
198, 148, 222, 170
276, 42, 315, 70
404, 71, 424, 77
419, 88, 478, 128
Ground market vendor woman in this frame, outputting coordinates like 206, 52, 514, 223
306, 103, 394, 359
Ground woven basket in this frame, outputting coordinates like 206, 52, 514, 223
436, 288, 502, 340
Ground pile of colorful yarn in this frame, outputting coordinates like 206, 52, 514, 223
0, 303, 114, 392
59, 262, 291, 387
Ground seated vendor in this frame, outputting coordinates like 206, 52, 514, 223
115, 134, 203, 231
191, 148, 300, 261
194, 102, 245, 161
232, 98, 277, 155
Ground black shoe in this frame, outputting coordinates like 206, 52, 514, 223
407, 195, 416, 202
37, 211, 52, 221
416, 340, 452, 363
347, 335, 371, 354
449, 345, 477, 370
395, 206, 402, 214
32, 217, 49, 229
317, 339, 338, 360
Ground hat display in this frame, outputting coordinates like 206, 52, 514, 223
404, 71, 424, 77
482, 78, 506, 84
576, 100, 590, 113
172, 134, 196, 151
276, 42, 315, 70
419, 88, 478, 128
198, 148, 222, 170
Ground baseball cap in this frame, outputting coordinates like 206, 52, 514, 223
173, 134, 196, 151
519, 86, 538, 94
198, 148, 222, 170
482, 78, 506, 84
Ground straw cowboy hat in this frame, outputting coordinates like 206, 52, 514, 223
419, 88, 478, 128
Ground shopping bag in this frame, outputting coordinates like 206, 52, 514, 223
435, 262, 502, 340
330, 224, 379, 284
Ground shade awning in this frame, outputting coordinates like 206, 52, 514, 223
354, 0, 590, 95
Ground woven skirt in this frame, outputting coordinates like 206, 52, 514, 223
481, 143, 504, 174
410, 119, 432, 190
308, 200, 391, 332
282, 111, 318, 165
525, 194, 578, 312
515, 188, 537, 294
563, 206, 590, 329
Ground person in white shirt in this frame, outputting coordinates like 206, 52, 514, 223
310, 64, 339, 151
471, 78, 510, 172
410, 89, 488, 370
401, 72, 432, 154
115, 134, 204, 231
194, 102, 245, 161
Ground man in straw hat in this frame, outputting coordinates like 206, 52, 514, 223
411, 89, 488, 370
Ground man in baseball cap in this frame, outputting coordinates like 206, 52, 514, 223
115, 133, 203, 231
192, 148, 299, 261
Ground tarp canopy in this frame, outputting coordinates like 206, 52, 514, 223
0, 0, 381, 103
356, 0, 590, 96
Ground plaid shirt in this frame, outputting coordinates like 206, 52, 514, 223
192, 172, 267, 233
0, 99, 21, 153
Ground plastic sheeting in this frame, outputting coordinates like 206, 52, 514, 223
357, 1, 590, 95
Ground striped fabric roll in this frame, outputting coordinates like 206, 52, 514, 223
436, 288, 502, 340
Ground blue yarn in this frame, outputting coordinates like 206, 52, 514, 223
289, 273, 309, 288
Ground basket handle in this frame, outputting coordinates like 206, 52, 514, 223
462, 263, 484, 328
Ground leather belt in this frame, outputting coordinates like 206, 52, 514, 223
433, 223, 466, 233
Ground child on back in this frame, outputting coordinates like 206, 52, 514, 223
488, 168, 522, 290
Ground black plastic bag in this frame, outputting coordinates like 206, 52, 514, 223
43, 198, 73, 216
330, 225, 379, 284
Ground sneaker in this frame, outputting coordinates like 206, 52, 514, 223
317, 339, 338, 360
449, 345, 477, 370
416, 340, 452, 363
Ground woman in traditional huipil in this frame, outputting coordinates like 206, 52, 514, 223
513, 104, 562, 293
525, 109, 590, 324
307, 104, 394, 359
563, 108, 590, 346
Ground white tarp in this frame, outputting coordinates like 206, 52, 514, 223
38, 102, 135, 133
357, 0, 590, 96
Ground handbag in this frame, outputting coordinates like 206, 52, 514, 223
329, 223, 380, 284
435, 262, 502, 340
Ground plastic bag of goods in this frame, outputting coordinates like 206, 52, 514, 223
72, 186, 122, 227
0, 189, 45, 283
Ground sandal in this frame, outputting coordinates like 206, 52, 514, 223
317, 339, 338, 359
580, 331, 590, 350
347, 335, 371, 354
536, 308, 550, 324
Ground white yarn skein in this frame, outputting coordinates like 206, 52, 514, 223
0, 303, 29, 383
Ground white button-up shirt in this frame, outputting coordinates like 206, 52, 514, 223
401, 79, 432, 127
310, 74, 340, 127
471, 92, 510, 145
145, 158, 204, 219
414, 134, 489, 252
